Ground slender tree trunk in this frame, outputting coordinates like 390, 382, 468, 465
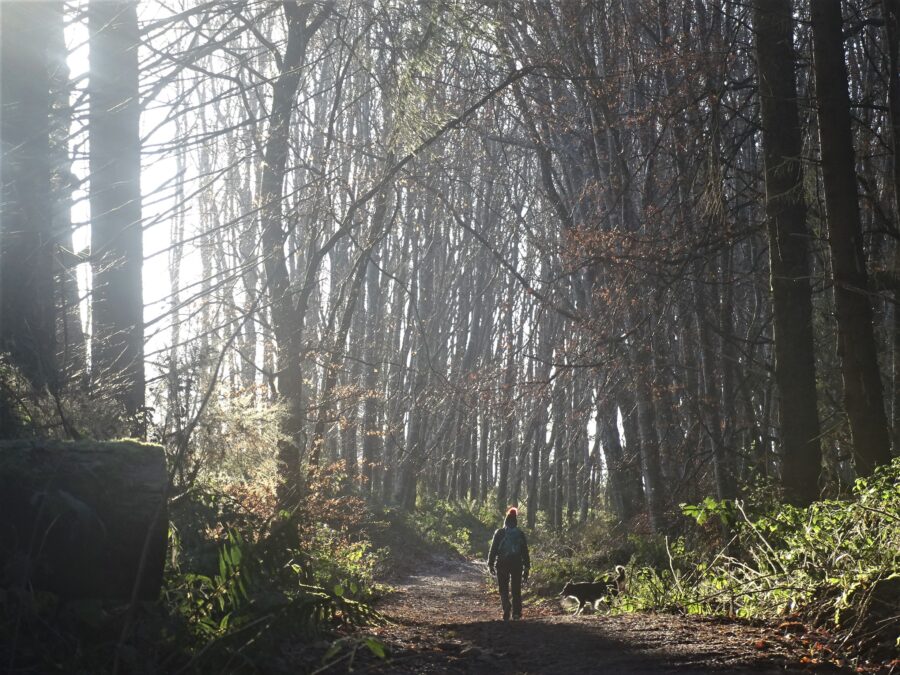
383, 234, 410, 502
397, 212, 434, 509
454, 267, 483, 500
880, 0, 900, 454
310, 256, 367, 468
48, 2, 86, 387
754, 0, 823, 503
361, 252, 384, 494
567, 380, 585, 524
551, 376, 566, 529
651, 323, 677, 486
496, 284, 516, 512
598, 391, 643, 522
811, 0, 892, 476
618, 386, 645, 511
238, 119, 260, 397
527, 309, 555, 528
694, 276, 732, 503
165, 103, 186, 453
632, 340, 664, 532
256, 2, 330, 505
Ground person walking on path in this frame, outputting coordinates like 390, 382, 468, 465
487, 507, 530, 620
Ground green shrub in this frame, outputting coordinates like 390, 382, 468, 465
161, 480, 387, 672
526, 510, 648, 598
529, 461, 898, 664
410, 497, 496, 558
616, 459, 900, 662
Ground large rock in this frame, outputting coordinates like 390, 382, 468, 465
0, 439, 167, 600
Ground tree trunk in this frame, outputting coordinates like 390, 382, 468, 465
811, 0, 893, 476
527, 308, 555, 528
495, 288, 517, 512
310, 255, 368, 468
632, 340, 664, 532
256, 2, 330, 505
88, 0, 144, 430
0, 1, 56, 389
361, 251, 384, 494
48, 2, 86, 387
550, 376, 566, 529
694, 276, 733, 503
598, 392, 642, 522
382, 235, 409, 502
477, 409, 490, 503
397, 215, 434, 509
753, 0, 823, 504
880, 0, 900, 454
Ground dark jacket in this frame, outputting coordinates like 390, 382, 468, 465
488, 525, 530, 571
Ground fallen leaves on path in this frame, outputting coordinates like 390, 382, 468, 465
317, 554, 881, 674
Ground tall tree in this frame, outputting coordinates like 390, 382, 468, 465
811, 0, 892, 476
89, 0, 145, 430
881, 0, 900, 454
0, 2, 56, 389
753, 0, 823, 504
48, 0, 87, 386
256, 0, 331, 504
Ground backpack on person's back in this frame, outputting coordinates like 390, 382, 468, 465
497, 526, 525, 562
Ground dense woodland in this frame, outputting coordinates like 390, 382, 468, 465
1, 0, 899, 671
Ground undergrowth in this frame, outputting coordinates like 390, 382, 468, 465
531, 459, 900, 668
0, 359, 496, 675
161, 467, 387, 673
1, 463, 389, 674
410, 496, 496, 558
1, 463, 509, 673
526, 511, 663, 600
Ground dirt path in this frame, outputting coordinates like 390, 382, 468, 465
361, 554, 848, 674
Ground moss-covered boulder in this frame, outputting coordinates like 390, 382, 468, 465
0, 439, 167, 600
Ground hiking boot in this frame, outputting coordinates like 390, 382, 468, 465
512, 614, 522, 621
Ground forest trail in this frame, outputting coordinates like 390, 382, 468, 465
362, 554, 841, 674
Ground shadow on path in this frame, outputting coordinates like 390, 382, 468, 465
442, 618, 811, 674
365, 555, 843, 674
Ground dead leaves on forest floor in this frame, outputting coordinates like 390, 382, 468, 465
315, 553, 899, 674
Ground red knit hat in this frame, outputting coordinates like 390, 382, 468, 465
507, 507, 518, 517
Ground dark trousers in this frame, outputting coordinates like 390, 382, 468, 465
497, 559, 522, 618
